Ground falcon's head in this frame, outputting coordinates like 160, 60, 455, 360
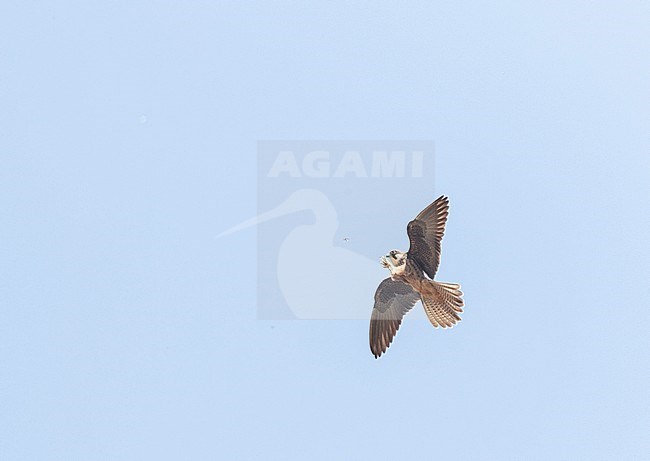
380, 250, 407, 274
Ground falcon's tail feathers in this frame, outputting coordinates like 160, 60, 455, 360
420, 281, 464, 328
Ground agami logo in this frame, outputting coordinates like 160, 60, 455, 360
267, 150, 424, 178
220, 140, 436, 319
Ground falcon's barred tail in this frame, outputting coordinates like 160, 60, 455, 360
420, 281, 464, 328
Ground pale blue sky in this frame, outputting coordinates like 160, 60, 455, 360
1, 2, 649, 460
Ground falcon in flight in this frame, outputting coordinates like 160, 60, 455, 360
370, 195, 464, 358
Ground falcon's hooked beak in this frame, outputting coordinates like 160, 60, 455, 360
381, 251, 405, 269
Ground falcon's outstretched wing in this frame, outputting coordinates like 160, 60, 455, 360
369, 278, 420, 358
407, 195, 449, 279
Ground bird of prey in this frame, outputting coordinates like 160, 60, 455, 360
370, 195, 464, 358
